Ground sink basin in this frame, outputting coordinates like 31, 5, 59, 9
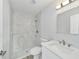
48, 43, 74, 54
42, 40, 79, 59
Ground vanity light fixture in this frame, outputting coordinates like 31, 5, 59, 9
62, 0, 69, 6
56, 5, 61, 9
56, 0, 76, 9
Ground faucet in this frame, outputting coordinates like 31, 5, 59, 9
58, 40, 72, 47
59, 40, 66, 46
68, 44, 72, 47
62, 40, 66, 45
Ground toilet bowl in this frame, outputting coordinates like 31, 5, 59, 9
30, 47, 41, 59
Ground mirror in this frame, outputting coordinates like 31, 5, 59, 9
70, 14, 79, 34
57, 7, 79, 34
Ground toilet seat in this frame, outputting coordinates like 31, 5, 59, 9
30, 47, 41, 55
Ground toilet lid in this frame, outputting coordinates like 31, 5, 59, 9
30, 47, 41, 55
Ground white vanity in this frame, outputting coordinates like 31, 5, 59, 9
41, 40, 79, 59
42, 46, 62, 59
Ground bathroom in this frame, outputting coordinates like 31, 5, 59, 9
0, 0, 79, 59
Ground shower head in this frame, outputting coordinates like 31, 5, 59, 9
32, 0, 36, 4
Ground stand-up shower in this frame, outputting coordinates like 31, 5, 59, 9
1, 0, 55, 59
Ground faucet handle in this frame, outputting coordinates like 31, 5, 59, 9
59, 40, 62, 44
62, 40, 65, 42
68, 44, 72, 47
62, 40, 66, 45
58, 40, 66, 46
58, 40, 61, 44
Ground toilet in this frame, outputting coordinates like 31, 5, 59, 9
29, 38, 48, 59
30, 47, 41, 59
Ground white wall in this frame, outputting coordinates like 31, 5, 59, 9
3, 0, 11, 59
40, 2, 56, 40
0, 0, 3, 49
12, 12, 41, 58
0, 0, 3, 58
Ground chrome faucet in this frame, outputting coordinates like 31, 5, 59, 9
59, 40, 66, 45
58, 40, 72, 47
62, 40, 66, 45
68, 44, 72, 47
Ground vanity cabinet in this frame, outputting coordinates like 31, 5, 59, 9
42, 47, 62, 59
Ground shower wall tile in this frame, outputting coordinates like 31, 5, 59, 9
12, 13, 41, 58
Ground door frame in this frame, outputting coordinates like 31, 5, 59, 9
3, 0, 12, 59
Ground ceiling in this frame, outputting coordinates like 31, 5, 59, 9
10, 0, 55, 16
